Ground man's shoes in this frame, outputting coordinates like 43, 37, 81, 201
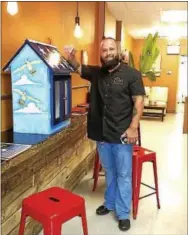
118, 219, 131, 231
96, 205, 111, 215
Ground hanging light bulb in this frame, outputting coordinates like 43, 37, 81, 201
74, 2, 83, 38
74, 20, 82, 38
7, 2, 18, 16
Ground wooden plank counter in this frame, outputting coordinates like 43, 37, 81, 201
1, 115, 96, 235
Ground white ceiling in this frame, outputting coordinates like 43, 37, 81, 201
106, 2, 187, 39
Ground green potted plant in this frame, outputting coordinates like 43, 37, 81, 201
139, 32, 160, 81
126, 32, 160, 81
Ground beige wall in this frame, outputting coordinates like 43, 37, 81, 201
105, 5, 133, 52
123, 26, 133, 52
132, 38, 187, 112
180, 39, 188, 55
104, 5, 116, 38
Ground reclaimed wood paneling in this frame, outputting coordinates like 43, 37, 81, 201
1, 116, 96, 235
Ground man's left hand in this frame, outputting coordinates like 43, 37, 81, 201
121, 127, 138, 144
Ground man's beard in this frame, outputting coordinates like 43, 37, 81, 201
100, 55, 120, 70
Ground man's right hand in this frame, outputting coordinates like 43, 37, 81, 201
64, 45, 76, 61
64, 45, 81, 73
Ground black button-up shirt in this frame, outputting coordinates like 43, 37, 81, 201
81, 62, 145, 143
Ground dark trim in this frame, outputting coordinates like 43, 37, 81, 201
1, 128, 13, 143
2, 39, 72, 75
62, 77, 72, 121
103, 2, 106, 38
52, 75, 72, 125
1, 71, 11, 75
2, 39, 52, 72
27, 40, 55, 73
27, 40, 73, 74
1, 94, 12, 100
1, 128, 13, 133
53, 71, 73, 76
72, 85, 90, 89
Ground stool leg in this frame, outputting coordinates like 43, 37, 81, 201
18, 209, 27, 235
43, 223, 51, 235
99, 164, 102, 172
153, 159, 161, 209
52, 223, 62, 235
132, 154, 137, 220
92, 152, 100, 191
43, 222, 61, 235
92, 151, 98, 179
138, 124, 141, 146
133, 161, 142, 220
81, 207, 88, 235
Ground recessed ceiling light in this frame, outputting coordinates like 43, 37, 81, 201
161, 10, 187, 23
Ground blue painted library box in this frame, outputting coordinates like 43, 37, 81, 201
3, 39, 74, 134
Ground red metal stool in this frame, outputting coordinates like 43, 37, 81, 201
18, 187, 88, 235
132, 145, 160, 219
92, 146, 160, 219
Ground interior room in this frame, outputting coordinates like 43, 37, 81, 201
1, 1, 187, 235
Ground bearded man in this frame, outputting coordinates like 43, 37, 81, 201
64, 37, 145, 231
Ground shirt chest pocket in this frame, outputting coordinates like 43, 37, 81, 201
110, 76, 128, 97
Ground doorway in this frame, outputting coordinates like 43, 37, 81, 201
176, 55, 187, 113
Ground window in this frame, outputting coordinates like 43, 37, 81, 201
53, 75, 71, 125
55, 80, 61, 119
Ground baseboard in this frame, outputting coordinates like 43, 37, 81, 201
167, 110, 176, 113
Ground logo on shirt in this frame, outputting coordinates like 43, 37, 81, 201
112, 76, 124, 85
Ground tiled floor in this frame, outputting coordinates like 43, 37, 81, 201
40, 113, 187, 235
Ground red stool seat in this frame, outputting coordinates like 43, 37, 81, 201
92, 146, 161, 219
18, 187, 88, 235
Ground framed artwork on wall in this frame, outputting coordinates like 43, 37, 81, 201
167, 45, 180, 55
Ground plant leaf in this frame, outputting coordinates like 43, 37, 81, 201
145, 71, 156, 81
139, 32, 160, 81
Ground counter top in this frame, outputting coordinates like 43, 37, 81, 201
1, 115, 87, 174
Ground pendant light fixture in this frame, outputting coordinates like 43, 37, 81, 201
7, 2, 18, 16
74, 2, 83, 38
